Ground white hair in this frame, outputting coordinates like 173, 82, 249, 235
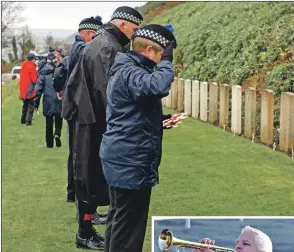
241, 226, 272, 252
110, 19, 124, 26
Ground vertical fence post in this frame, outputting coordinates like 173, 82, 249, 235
231, 85, 242, 135
177, 78, 185, 112
209, 82, 218, 124
260, 89, 274, 145
171, 77, 178, 110
192, 80, 200, 119
279, 92, 294, 151
162, 97, 166, 106
219, 84, 230, 128
200, 82, 208, 122
166, 88, 172, 108
184, 79, 192, 116
244, 87, 256, 138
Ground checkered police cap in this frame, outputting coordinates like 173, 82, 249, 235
132, 24, 177, 49
79, 16, 103, 32
110, 6, 143, 26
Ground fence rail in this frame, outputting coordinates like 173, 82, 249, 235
163, 77, 294, 157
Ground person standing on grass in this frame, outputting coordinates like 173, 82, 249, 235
33, 53, 63, 148
62, 6, 143, 250
53, 16, 103, 205
38, 46, 55, 72
19, 52, 38, 126
54, 47, 63, 62
99, 24, 176, 252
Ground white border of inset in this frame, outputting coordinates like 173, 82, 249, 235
152, 216, 294, 252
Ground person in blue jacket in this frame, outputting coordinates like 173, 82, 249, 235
99, 24, 176, 252
34, 53, 63, 148
37, 46, 56, 73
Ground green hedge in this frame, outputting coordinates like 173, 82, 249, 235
144, 2, 294, 89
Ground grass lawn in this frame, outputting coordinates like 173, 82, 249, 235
2, 82, 294, 252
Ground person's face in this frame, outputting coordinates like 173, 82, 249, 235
235, 231, 259, 252
54, 51, 61, 60
83, 30, 97, 42
120, 21, 138, 39
143, 46, 164, 64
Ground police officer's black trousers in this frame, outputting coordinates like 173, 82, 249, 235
104, 186, 152, 252
76, 199, 97, 238
45, 115, 63, 147
67, 120, 75, 199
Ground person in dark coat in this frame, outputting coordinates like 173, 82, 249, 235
53, 16, 106, 221
19, 53, 38, 126
99, 24, 176, 252
62, 6, 143, 251
55, 47, 63, 62
34, 53, 63, 148
37, 46, 55, 73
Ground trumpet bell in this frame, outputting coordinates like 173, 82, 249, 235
158, 229, 235, 252
158, 229, 173, 251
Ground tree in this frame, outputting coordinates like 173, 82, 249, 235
1, 2, 25, 33
53, 40, 63, 49
45, 34, 54, 47
1, 2, 25, 48
12, 36, 18, 61
44, 34, 65, 52
18, 26, 36, 61
8, 53, 14, 63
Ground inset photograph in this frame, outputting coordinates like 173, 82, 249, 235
153, 217, 294, 252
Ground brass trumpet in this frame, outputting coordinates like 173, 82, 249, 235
158, 229, 235, 252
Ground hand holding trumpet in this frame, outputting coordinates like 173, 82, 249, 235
193, 238, 215, 252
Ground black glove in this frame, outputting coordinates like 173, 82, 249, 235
163, 125, 172, 130
161, 41, 175, 62
162, 114, 172, 121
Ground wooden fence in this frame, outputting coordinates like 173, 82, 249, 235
162, 77, 294, 157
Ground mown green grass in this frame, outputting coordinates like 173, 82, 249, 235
2, 87, 294, 252
1, 79, 19, 102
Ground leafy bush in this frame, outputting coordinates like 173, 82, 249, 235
1, 61, 14, 73
144, 2, 294, 87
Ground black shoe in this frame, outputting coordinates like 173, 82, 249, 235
25, 122, 32, 126
94, 211, 108, 219
55, 135, 62, 147
91, 215, 107, 225
76, 232, 104, 250
91, 227, 104, 241
67, 194, 75, 203
21, 120, 26, 124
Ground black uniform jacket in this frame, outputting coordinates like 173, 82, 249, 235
62, 23, 129, 206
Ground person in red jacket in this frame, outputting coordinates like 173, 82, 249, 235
19, 53, 38, 126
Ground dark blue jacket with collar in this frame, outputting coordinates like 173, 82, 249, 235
53, 35, 85, 94
35, 62, 62, 116
99, 50, 174, 189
